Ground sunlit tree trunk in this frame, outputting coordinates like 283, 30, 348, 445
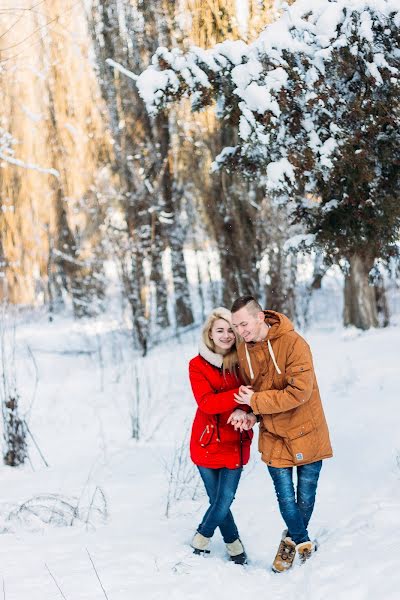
184, 0, 261, 307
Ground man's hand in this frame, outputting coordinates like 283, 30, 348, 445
234, 385, 254, 406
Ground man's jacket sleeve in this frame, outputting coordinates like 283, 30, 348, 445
250, 338, 315, 415
189, 362, 240, 415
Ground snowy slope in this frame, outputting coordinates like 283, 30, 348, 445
0, 305, 399, 599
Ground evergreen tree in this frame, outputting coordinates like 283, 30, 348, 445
137, 0, 399, 329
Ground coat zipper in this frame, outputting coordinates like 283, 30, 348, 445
199, 425, 209, 444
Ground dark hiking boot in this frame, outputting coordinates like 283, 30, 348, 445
226, 539, 247, 565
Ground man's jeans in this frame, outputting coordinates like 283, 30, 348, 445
197, 466, 242, 544
268, 460, 322, 545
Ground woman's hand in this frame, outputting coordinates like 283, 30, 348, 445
227, 408, 247, 430
227, 408, 257, 431
241, 413, 257, 430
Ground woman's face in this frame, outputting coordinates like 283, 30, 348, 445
209, 318, 236, 354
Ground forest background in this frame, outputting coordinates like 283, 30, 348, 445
1, 0, 398, 359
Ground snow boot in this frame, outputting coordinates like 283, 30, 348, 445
297, 540, 318, 565
272, 531, 296, 573
191, 532, 211, 555
225, 539, 247, 565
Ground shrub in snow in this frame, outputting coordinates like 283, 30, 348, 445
0, 312, 28, 467
5, 489, 108, 532
163, 427, 202, 518
137, 0, 400, 328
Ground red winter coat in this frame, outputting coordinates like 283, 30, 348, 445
189, 354, 253, 469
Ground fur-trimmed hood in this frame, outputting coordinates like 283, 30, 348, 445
198, 338, 224, 368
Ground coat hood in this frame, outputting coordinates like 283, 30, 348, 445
263, 310, 294, 340
244, 311, 294, 378
198, 338, 223, 368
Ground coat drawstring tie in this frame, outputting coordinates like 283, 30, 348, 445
268, 339, 282, 375
245, 338, 282, 379
245, 343, 254, 379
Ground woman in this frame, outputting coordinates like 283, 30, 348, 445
188, 307, 253, 565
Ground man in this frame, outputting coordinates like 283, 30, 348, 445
228, 295, 332, 573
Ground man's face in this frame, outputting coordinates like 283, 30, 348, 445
232, 306, 264, 342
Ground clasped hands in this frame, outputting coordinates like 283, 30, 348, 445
226, 385, 256, 431
227, 405, 257, 433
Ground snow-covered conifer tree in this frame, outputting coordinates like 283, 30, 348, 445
137, 0, 399, 329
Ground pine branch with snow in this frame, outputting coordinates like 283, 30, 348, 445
137, 0, 400, 265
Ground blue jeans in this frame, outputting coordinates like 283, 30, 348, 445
268, 460, 322, 545
197, 466, 242, 544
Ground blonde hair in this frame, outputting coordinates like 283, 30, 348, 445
201, 307, 239, 376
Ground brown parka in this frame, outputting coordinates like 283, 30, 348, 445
237, 310, 333, 468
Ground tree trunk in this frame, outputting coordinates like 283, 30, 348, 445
265, 247, 296, 321
170, 232, 194, 326
183, 0, 260, 310
375, 272, 390, 327
343, 254, 379, 329
154, 111, 194, 328
262, 199, 297, 320
150, 217, 170, 329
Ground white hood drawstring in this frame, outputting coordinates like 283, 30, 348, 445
268, 339, 282, 375
245, 337, 282, 380
245, 343, 255, 380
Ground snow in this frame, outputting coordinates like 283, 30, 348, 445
237, 81, 282, 117
231, 59, 263, 90
213, 40, 249, 66
1, 278, 400, 599
266, 158, 296, 190
137, 66, 181, 112
283, 233, 316, 251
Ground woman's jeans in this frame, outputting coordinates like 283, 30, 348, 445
197, 466, 242, 544
268, 460, 322, 545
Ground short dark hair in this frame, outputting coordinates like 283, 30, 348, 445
231, 295, 263, 314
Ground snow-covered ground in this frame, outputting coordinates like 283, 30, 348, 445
0, 294, 399, 599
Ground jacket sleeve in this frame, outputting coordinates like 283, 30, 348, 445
250, 337, 315, 415
189, 361, 240, 415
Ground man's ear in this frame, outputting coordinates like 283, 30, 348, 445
257, 311, 264, 322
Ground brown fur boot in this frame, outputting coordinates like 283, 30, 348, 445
296, 540, 317, 564
272, 532, 296, 573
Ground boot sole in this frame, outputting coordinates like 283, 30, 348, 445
271, 566, 293, 574
229, 553, 248, 565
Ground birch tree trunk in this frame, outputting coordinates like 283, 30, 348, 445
90, 0, 194, 336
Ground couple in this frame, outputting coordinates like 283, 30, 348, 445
188, 296, 332, 572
